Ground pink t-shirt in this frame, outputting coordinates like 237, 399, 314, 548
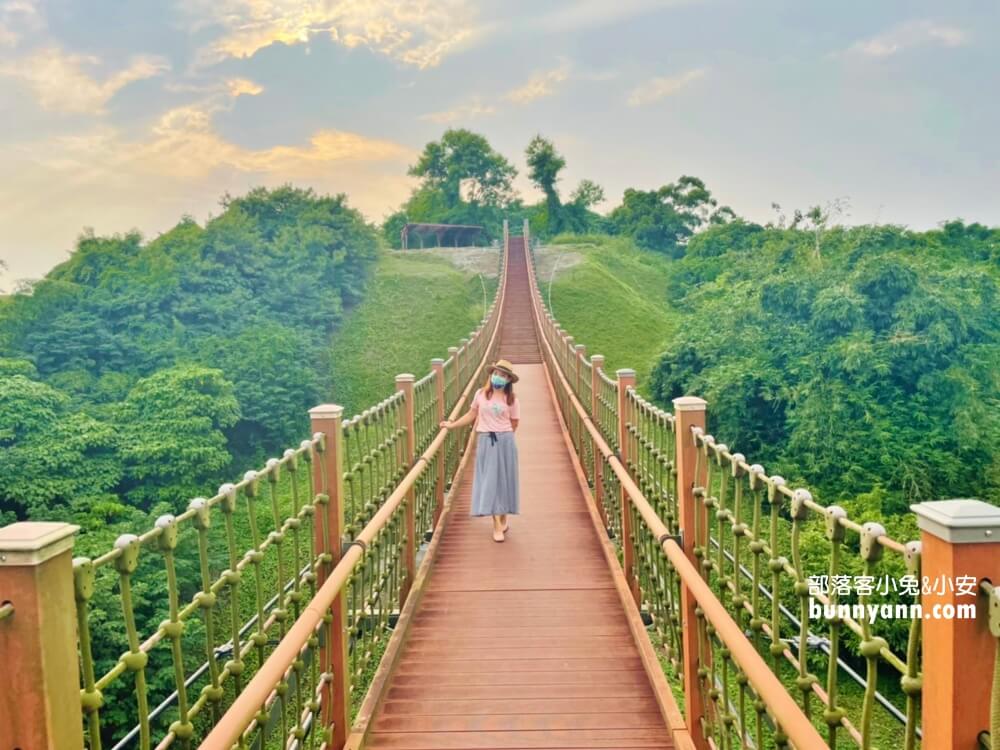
471, 388, 520, 432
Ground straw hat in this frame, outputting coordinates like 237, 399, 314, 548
491, 359, 519, 383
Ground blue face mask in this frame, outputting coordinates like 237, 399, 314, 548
490, 374, 508, 389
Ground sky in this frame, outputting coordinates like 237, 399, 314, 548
1, 0, 998, 288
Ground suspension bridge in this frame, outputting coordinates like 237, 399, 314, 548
1, 222, 999, 750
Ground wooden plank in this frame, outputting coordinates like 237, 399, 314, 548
366, 728, 671, 749
376, 696, 659, 717
372, 712, 668, 732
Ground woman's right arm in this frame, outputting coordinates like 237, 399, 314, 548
440, 408, 477, 430
440, 391, 479, 430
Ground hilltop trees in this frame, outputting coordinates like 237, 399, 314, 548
526, 135, 567, 234
525, 135, 606, 237
609, 176, 735, 256
384, 129, 518, 243
382, 133, 610, 245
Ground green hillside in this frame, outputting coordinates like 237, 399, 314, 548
330, 248, 499, 415
535, 236, 677, 394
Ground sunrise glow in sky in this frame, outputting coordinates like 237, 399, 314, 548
2, 0, 998, 287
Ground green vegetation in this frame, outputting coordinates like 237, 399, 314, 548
330, 250, 499, 414
524, 135, 605, 237
608, 175, 735, 256
0, 183, 501, 746
383, 129, 518, 244
382, 129, 607, 246
652, 219, 1000, 510
538, 236, 676, 392
0, 186, 378, 525
544, 222, 999, 512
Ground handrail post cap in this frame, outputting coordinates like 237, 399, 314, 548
0, 522, 79, 565
673, 396, 708, 412
616, 368, 636, 378
911, 499, 1000, 544
430, 358, 444, 366
309, 404, 344, 419
395, 373, 416, 383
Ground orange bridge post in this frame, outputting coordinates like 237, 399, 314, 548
396, 374, 417, 607
590, 354, 608, 530
309, 404, 351, 749
616, 369, 640, 606
431, 358, 447, 526
673, 395, 710, 750
0, 522, 83, 750
912, 499, 1000, 749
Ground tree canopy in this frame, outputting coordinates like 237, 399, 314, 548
650, 220, 1000, 509
0, 185, 378, 523
609, 175, 735, 256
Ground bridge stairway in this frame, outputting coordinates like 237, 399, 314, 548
497, 237, 541, 365
363, 239, 673, 749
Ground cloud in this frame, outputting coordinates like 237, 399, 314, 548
845, 20, 968, 58
129, 102, 412, 179
0, 0, 44, 46
627, 67, 706, 106
3, 90, 414, 195
531, 0, 696, 33
504, 60, 571, 104
227, 77, 264, 97
0, 47, 169, 113
182, 0, 482, 68
420, 98, 496, 124
0, 93, 417, 284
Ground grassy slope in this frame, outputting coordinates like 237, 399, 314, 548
536, 236, 677, 395
329, 249, 498, 416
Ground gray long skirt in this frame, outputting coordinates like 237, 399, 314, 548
470, 431, 520, 516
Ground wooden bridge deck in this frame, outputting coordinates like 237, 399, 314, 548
364, 239, 674, 749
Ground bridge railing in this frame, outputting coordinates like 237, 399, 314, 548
521, 220, 1000, 750
0, 232, 509, 750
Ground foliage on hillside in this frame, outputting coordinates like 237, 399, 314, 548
330, 250, 499, 414
651, 219, 1000, 509
0, 186, 378, 524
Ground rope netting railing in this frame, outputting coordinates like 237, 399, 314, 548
74, 441, 325, 750
523, 221, 1000, 750
341, 393, 406, 540
0, 232, 509, 750
690, 436, 920, 749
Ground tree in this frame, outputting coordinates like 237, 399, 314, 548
609, 175, 731, 256
116, 365, 240, 508
525, 135, 566, 233
0, 375, 122, 523
409, 129, 517, 209
562, 179, 606, 234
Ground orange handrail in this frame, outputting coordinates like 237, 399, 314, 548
198, 234, 511, 749
523, 236, 828, 749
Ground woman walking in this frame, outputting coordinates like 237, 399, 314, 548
440, 359, 521, 542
